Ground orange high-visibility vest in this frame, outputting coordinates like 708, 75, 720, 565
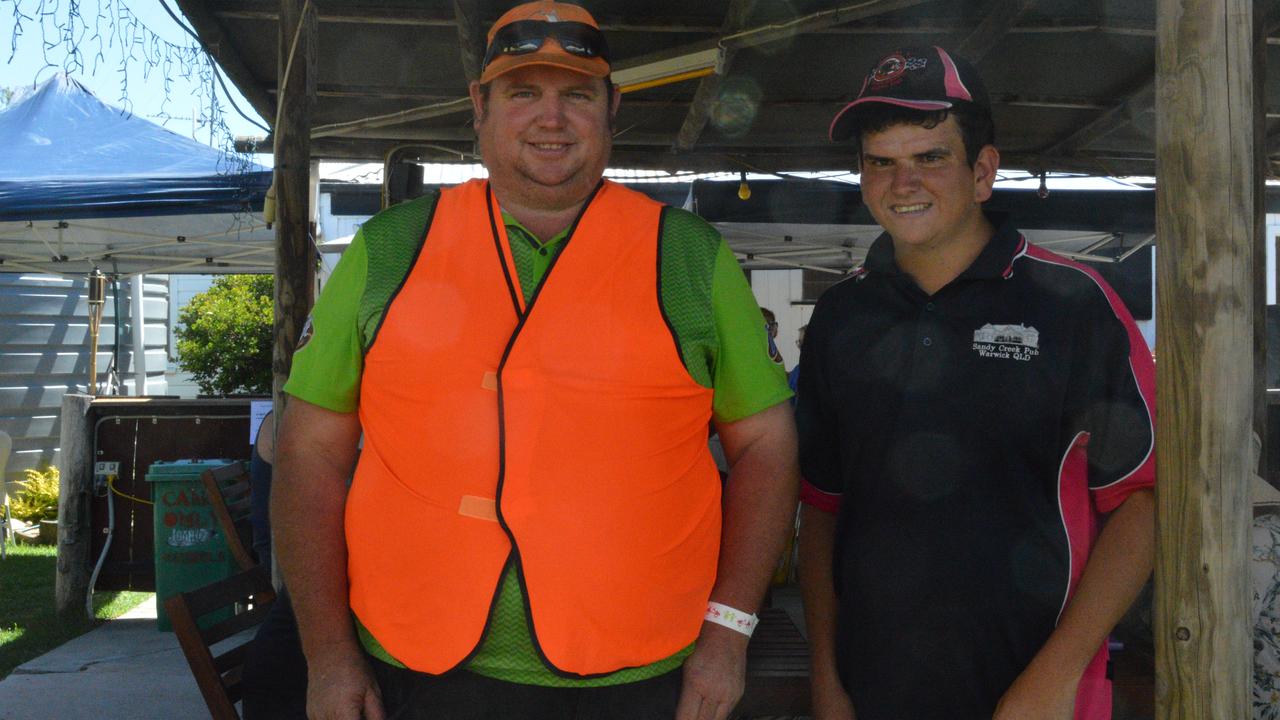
346, 178, 720, 676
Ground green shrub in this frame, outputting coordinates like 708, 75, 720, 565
175, 274, 274, 395
10, 466, 59, 522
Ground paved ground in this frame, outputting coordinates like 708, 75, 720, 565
0, 597, 208, 720
0, 587, 810, 720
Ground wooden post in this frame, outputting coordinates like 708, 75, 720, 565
1153, 0, 1262, 716
54, 393, 94, 621
272, 0, 316, 418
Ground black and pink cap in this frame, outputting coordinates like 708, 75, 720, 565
829, 46, 990, 141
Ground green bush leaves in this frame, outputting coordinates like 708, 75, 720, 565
10, 466, 59, 523
175, 274, 273, 396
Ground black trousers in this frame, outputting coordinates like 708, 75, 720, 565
371, 661, 684, 720
241, 589, 309, 720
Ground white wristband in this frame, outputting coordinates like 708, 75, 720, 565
704, 601, 758, 637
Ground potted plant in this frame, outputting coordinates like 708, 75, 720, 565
11, 465, 59, 543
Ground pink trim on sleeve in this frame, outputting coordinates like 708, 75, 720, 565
800, 478, 842, 513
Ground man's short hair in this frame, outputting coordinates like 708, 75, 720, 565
851, 103, 994, 168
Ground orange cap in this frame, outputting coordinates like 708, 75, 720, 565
480, 1, 610, 83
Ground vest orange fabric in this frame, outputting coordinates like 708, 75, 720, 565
346, 178, 720, 676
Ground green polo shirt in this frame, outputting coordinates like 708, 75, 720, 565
285, 195, 790, 686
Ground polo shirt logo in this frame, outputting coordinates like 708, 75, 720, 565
972, 323, 1040, 361
296, 315, 315, 350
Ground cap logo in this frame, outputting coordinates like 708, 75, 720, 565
871, 54, 907, 83
869, 54, 928, 91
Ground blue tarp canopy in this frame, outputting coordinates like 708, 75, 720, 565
0, 75, 274, 276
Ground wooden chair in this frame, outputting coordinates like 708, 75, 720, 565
0, 430, 10, 559
201, 461, 257, 571
165, 564, 276, 720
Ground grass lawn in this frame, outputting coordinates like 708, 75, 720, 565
0, 541, 150, 679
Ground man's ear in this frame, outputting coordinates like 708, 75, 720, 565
609, 83, 621, 121
972, 144, 1000, 203
468, 81, 486, 126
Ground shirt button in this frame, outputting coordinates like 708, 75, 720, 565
922, 337, 933, 347
539, 248, 549, 256
926, 302, 935, 311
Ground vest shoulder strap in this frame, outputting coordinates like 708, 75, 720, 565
358, 191, 441, 353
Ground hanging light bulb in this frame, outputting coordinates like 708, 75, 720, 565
1037, 171, 1049, 199
738, 171, 751, 201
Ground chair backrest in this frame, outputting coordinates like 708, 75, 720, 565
201, 461, 257, 572
0, 431, 9, 557
165, 564, 277, 720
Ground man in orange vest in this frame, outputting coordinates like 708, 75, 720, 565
272, 2, 799, 719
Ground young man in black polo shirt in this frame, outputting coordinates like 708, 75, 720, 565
796, 47, 1156, 720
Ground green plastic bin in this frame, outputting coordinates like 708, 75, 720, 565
146, 459, 244, 631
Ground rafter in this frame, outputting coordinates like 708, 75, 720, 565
1039, 0, 1278, 161
667, 0, 936, 152
452, 0, 485, 83
954, 0, 1036, 63
210, 3, 1158, 38
672, 0, 752, 152
173, 0, 276, 122
1036, 77, 1155, 158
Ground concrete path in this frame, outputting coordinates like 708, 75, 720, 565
0, 597, 208, 719
0, 587, 808, 719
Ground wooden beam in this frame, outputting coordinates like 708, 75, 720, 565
216, 4, 455, 27
290, 133, 1158, 176
724, 0, 938, 49
672, 0, 753, 152
1032, 3, 1280, 160
616, 0, 934, 73
310, 98, 473, 139
1036, 76, 1154, 157
954, 0, 1036, 63
999, 151, 1154, 176
308, 0, 935, 143
452, 0, 485, 83
173, 0, 276, 122
212, 2, 1161, 37
273, 0, 317, 415
1153, 0, 1260, 717
288, 88, 1120, 109
267, 84, 460, 101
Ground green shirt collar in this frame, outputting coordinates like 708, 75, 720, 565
501, 210, 571, 250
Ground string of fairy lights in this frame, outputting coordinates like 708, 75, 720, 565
5, 0, 260, 174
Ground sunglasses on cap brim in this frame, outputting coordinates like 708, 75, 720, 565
482, 20, 611, 70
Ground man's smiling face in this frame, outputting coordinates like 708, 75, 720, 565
858, 115, 996, 253
471, 63, 617, 213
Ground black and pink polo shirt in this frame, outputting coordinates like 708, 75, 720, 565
796, 215, 1155, 720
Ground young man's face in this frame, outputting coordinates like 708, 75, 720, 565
470, 65, 618, 213
858, 115, 997, 253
